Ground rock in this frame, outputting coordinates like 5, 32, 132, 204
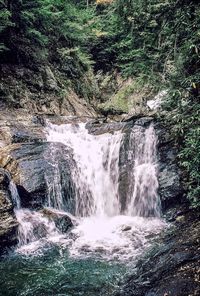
0, 142, 76, 211
0, 65, 97, 117
0, 110, 45, 146
43, 66, 58, 91
175, 215, 185, 223
155, 122, 184, 210
121, 225, 132, 232
158, 165, 183, 209
121, 113, 143, 122
0, 168, 10, 190
40, 208, 76, 232
134, 117, 154, 126
118, 128, 132, 213
114, 209, 200, 296
86, 121, 133, 135
0, 169, 18, 252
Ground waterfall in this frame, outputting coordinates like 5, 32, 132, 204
45, 122, 123, 217
125, 124, 160, 217
45, 122, 160, 219
9, 177, 59, 253
9, 120, 165, 260
44, 143, 65, 210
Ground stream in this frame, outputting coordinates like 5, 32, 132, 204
0, 121, 165, 296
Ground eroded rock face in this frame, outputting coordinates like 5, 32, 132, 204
0, 65, 97, 117
0, 169, 18, 251
0, 111, 45, 147
155, 122, 184, 210
0, 142, 76, 211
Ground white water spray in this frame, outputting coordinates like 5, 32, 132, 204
43, 121, 164, 261
126, 124, 160, 217
9, 178, 60, 255
45, 122, 122, 217
9, 120, 165, 260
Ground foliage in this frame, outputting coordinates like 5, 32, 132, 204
165, 95, 200, 206
179, 124, 200, 206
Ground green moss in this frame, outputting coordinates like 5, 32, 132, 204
98, 81, 141, 114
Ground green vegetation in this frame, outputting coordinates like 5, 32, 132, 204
0, 0, 199, 205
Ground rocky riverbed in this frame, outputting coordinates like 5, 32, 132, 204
0, 110, 199, 296
115, 206, 200, 296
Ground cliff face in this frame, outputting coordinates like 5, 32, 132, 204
0, 64, 97, 117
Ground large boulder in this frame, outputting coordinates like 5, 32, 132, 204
0, 169, 18, 251
155, 122, 184, 210
0, 142, 76, 211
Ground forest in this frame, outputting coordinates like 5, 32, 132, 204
1, 0, 199, 206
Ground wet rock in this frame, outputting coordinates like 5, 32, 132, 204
86, 121, 132, 135
155, 122, 184, 210
41, 208, 76, 232
0, 169, 18, 251
115, 209, 200, 296
134, 117, 154, 126
121, 113, 145, 122
10, 128, 45, 144
121, 225, 132, 232
0, 142, 76, 211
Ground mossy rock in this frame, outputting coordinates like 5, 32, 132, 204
98, 79, 151, 116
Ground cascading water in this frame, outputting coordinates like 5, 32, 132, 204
45, 122, 122, 217
42, 121, 164, 261
45, 143, 64, 210
8, 119, 165, 259
125, 124, 160, 217
3, 120, 166, 296
9, 178, 60, 254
